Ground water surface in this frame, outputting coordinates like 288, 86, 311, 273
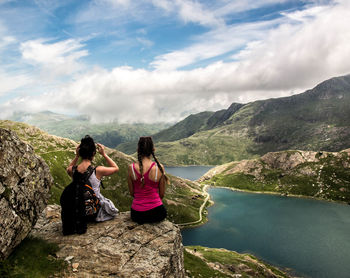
182, 187, 350, 278
164, 166, 213, 181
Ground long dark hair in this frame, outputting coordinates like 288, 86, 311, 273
79, 135, 96, 160
137, 136, 169, 186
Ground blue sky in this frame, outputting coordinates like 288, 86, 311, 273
0, 0, 349, 123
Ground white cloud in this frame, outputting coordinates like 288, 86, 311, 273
20, 38, 88, 78
151, 0, 223, 27
1, 0, 350, 124
0, 70, 32, 97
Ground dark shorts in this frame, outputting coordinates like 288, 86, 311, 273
131, 205, 167, 225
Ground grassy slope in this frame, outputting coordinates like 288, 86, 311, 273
117, 111, 215, 154
0, 237, 67, 278
184, 246, 291, 278
203, 149, 350, 203
0, 120, 206, 225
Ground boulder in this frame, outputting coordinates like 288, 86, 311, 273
0, 128, 53, 260
30, 205, 185, 277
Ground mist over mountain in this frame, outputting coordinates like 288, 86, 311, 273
9, 111, 171, 149
118, 74, 350, 165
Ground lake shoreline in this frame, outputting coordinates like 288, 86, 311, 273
210, 185, 350, 205
179, 182, 349, 229
181, 186, 350, 278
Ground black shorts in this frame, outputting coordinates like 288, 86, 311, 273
131, 205, 167, 225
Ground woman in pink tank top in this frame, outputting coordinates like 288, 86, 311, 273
127, 137, 169, 224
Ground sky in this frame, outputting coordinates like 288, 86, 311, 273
0, 0, 349, 123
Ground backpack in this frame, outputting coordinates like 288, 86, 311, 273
60, 165, 101, 235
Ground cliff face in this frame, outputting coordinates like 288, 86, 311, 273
31, 205, 185, 277
0, 128, 53, 260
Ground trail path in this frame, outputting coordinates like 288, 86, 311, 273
177, 184, 210, 227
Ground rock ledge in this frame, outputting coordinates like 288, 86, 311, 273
31, 205, 185, 278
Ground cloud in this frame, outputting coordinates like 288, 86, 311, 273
0, 70, 32, 97
1, 0, 350, 124
20, 38, 88, 78
151, 0, 224, 27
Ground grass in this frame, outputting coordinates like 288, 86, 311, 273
184, 249, 227, 278
0, 237, 67, 278
184, 246, 290, 278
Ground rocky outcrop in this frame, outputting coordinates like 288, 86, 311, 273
0, 128, 53, 260
30, 205, 185, 277
200, 148, 350, 203
200, 149, 341, 181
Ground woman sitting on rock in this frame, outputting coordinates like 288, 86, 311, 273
66, 135, 119, 222
127, 136, 169, 224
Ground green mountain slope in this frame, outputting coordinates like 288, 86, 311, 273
200, 149, 350, 203
117, 103, 244, 154
150, 74, 350, 165
0, 120, 207, 225
9, 111, 170, 149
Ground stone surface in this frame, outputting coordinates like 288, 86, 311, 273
0, 128, 53, 260
31, 205, 185, 278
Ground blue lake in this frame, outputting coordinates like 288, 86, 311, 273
182, 187, 350, 278
164, 166, 213, 181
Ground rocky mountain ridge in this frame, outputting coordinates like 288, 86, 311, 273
201, 148, 350, 203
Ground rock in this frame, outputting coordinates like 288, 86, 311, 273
0, 128, 53, 260
31, 205, 185, 277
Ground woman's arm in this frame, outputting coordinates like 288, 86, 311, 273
127, 165, 134, 197
95, 143, 119, 179
66, 145, 80, 177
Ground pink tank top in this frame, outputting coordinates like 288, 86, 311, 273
131, 162, 163, 211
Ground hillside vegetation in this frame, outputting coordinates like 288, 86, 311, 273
200, 149, 350, 203
121, 74, 350, 165
184, 246, 291, 278
0, 120, 206, 225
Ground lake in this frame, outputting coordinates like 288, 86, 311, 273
164, 165, 213, 181
182, 187, 350, 278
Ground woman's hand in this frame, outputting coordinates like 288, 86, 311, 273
97, 143, 106, 156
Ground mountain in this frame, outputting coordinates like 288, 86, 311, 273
200, 148, 350, 203
9, 111, 171, 149
0, 120, 206, 225
117, 103, 244, 154
134, 74, 350, 166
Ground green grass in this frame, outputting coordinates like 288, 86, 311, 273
0, 237, 67, 278
184, 246, 290, 278
184, 249, 227, 278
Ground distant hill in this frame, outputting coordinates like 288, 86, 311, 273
129, 74, 350, 166
0, 120, 207, 225
117, 103, 244, 154
199, 148, 350, 203
9, 111, 171, 149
